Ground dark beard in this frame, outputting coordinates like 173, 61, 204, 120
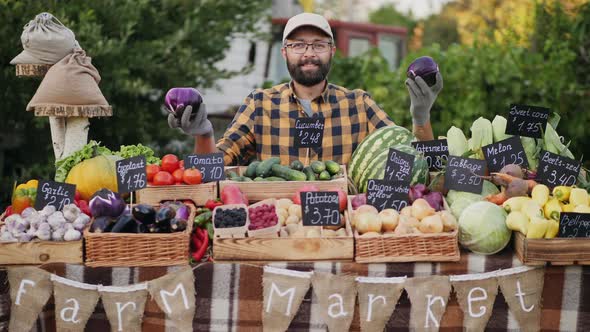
287, 58, 331, 87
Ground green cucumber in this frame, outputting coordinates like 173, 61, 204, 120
310, 161, 326, 173
318, 171, 331, 181
303, 166, 316, 181
244, 161, 261, 178
325, 160, 341, 175
290, 160, 304, 171
263, 176, 286, 181
271, 164, 307, 181
256, 157, 281, 178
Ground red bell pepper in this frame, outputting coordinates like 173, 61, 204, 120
191, 227, 209, 261
204, 199, 223, 210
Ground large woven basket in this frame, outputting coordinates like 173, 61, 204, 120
84, 204, 195, 267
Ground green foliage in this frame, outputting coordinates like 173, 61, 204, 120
369, 4, 416, 30
0, 0, 270, 208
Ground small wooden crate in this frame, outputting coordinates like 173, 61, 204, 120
84, 204, 196, 267
514, 232, 590, 265
213, 204, 249, 238
350, 197, 460, 263
220, 165, 348, 202
136, 182, 217, 205
0, 213, 83, 265
213, 209, 354, 261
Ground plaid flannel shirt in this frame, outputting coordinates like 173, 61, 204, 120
216, 82, 394, 166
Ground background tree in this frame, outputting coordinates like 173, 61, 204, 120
0, 0, 270, 208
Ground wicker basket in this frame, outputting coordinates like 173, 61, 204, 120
84, 204, 196, 267
350, 196, 460, 263
135, 182, 217, 205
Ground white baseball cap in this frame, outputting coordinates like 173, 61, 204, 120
282, 13, 333, 44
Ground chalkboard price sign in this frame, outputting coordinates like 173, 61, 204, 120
536, 150, 580, 188
35, 180, 76, 211
116, 156, 147, 194
384, 148, 414, 183
300, 191, 341, 226
294, 117, 325, 148
366, 179, 410, 212
184, 153, 226, 182
482, 136, 529, 173
558, 213, 590, 238
444, 156, 486, 194
505, 104, 550, 138
412, 139, 449, 171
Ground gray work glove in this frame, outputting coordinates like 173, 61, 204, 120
167, 104, 213, 136
406, 72, 443, 126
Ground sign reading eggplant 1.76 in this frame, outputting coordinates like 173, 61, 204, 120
35, 180, 76, 211
505, 104, 550, 138
185, 153, 226, 182
536, 150, 580, 188
300, 191, 341, 226
116, 156, 147, 194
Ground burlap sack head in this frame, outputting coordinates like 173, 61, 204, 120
52, 276, 100, 332
357, 277, 405, 332
452, 278, 499, 332
262, 267, 312, 332
148, 267, 195, 332
8, 267, 53, 332
26, 48, 109, 110
11, 12, 78, 65
498, 268, 544, 332
311, 272, 357, 332
100, 285, 148, 332
404, 276, 451, 332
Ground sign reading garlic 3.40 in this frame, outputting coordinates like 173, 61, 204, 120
184, 152, 226, 182
300, 191, 340, 226
294, 117, 324, 148
116, 156, 147, 194
384, 148, 414, 183
366, 179, 410, 212
482, 136, 529, 173
506, 104, 550, 138
35, 180, 76, 211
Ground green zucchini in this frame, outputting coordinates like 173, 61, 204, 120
256, 157, 281, 178
310, 161, 326, 173
271, 164, 307, 181
244, 161, 260, 178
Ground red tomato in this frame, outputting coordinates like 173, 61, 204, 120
146, 164, 160, 182
172, 169, 184, 184
74, 190, 82, 201
179, 160, 185, 169
153, 171, 175, 186
161, 154, 179, 173
183, 168, 203, 185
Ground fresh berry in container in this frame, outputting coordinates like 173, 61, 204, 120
248, 204, 278, 231
214, 207, 247, 228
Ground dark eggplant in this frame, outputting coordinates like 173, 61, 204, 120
132, 204, 156, 225
91, 216, 115, 233
111, 214, 139, 233
156, 207, 176, 224
136, 223, 148, 233
147, 224, 160, 233
170, 218, 187, 232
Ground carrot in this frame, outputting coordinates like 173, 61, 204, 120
485, 190, 509, 205
490, 172, 537, 193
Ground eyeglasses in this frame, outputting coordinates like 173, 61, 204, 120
284, 41, 332, 54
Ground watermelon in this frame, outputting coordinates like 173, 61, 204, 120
357, 144, 429, 192
348, 125, 414, 186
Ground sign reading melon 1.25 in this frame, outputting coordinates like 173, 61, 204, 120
294, 117, 324, 148
482, 136, 529, 173
300, 191, 341, 226
412, 139, 449, 172
384, 148, 414, 183
184, 153, 226, 182
444, 156, 486, 194
35, 180, 76, 211
366, 179, 410, 212
536, 150, 580, 188
558, 213, 590, 238
505, 104, 550, 138
116, 156, 147, 194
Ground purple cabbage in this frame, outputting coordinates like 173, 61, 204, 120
164, 87, 203, 119
89, 189, 126, 218
407, 56, 439, 86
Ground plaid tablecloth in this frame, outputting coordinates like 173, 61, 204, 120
1, 248, 589, 331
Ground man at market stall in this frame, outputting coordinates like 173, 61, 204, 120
168, 13, 443, 165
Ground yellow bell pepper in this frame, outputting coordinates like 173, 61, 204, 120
562, 203, 576, 212
544, 220, 560, 239
523, 200, 544, 221
502, 196, 531, 213
505, 211, 529, 235
573, 205, 590, 213
569, 188, 589, 207
531, 184, 550, 206
527, 218, 548, 239
552, 186, 572, 202
543, 198, 562, 221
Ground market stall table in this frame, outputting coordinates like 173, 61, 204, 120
0, 248, 588, 332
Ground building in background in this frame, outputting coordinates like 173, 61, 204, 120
202, 0, 407, 115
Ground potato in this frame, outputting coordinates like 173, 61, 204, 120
286, 215, 300, 225
285, 223, 300, 235
276, 198, 294, 210
278, 214, 287, 226
276, 208, 289, 219
288, 204, 302, 218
